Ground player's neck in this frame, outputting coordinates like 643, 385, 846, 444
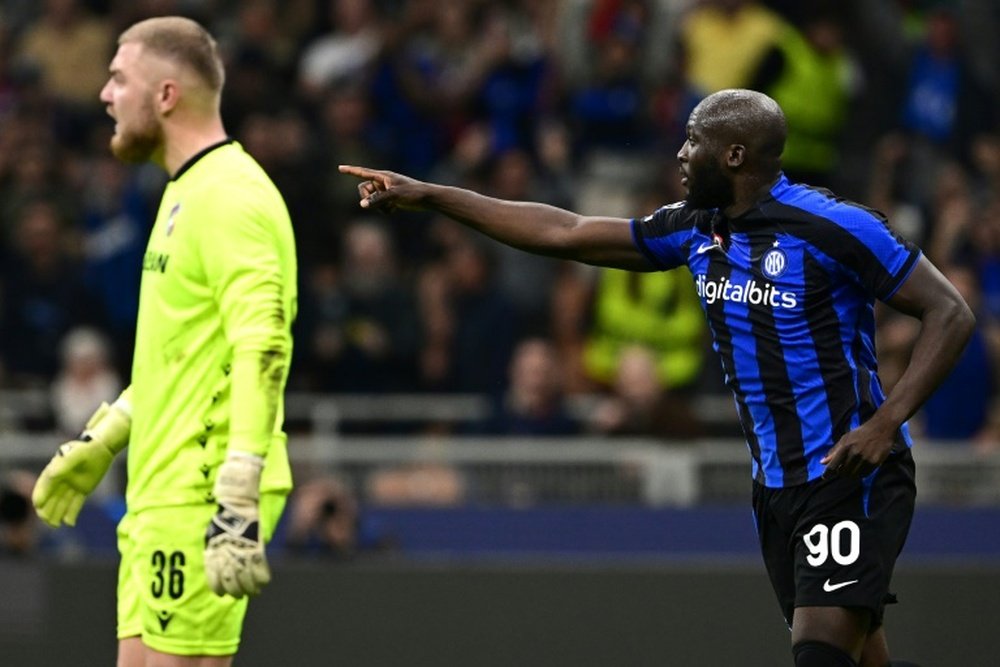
160, 115, 228, 178
723, 174, 779, 218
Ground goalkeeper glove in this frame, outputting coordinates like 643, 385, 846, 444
32, 401, 131, 528
204, 451, 270, 598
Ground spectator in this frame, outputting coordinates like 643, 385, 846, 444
393, 0, 508, 128
297, 0, 383, 98
589, 344, 703, 439
237, 108, 327, 263
892, 6, 995, 209
469, 3, 555, 155
317, 80, 389, 244
485, 148, 570, 336
678, 0, 785, 95
557, 0, 683, 90
78, 150, 153, 372
925, 161, 975, 266
567, 1, 649, 158
299, 219, 421, 392
0, 199, 106, 386
583, 265, 706, 392
50, 327, 122, 438
13, 0, 111, 108
899, 6, 993, 155
13, 0, 112, 147
473, 337, 580, 437
420, 227, 518, 394
920, 265, 996, 440
749, 9, 853, 186
284, 475, 395, 559
0, 135, 77, 241
866, 132, 925, 245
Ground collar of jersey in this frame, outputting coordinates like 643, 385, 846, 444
725, 172, 789, 233
171, 138, 235, 181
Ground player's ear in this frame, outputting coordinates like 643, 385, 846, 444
726, 144, 746, 168
156, 79, 180, 115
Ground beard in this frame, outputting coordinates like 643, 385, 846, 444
109, 98, 163, 164
685, 158, 734, 210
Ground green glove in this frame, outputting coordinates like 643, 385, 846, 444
204, 451, 270, 598
32, 401, 131, 527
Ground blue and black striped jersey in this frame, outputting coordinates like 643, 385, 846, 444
632, 174, 921, 488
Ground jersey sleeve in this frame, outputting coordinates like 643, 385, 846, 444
630, 202, 701, 270
197, 188, 293, 458
833, 208, 921, 301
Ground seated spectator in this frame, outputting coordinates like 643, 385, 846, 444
416, 227, 518, 393
284, 476, 394, 559
50, 327, 122, 437
473, 337, 580, 437
589, 344, 703, 439
298, 219, 421, 393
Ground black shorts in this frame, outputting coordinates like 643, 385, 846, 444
752, 449, 916, 628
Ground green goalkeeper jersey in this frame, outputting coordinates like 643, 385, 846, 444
126, 140, 297, 511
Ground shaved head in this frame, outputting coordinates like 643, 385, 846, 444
119, 16, 224, 94
690, 89, 786, 174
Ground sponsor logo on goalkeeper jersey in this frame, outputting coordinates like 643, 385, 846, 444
695, 273, 798, 309
165, 202, 181, 236
143, 251, 170, 273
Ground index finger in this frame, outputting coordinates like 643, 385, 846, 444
821, 445, 844, 478
339, 165, 382, 180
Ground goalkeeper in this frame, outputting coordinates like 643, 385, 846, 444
31, 16, 296, 666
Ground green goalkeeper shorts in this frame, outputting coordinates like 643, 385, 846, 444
116, 493, 286, 656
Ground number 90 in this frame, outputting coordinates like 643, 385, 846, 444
803, 521, 860, 567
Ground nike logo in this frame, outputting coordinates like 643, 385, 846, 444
695, 242, 717, 254
823, 578, 858, 592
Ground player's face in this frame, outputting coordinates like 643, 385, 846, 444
677, 119, 733, 209
99, 43, 164, 164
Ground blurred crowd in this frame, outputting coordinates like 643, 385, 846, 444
0, 0, 998, 451
2, 0, 1000, 561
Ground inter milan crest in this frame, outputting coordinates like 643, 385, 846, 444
165, 203, 181, 236
761, 246, 787, 279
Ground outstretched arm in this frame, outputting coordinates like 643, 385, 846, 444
823, 256, 975, 476
339, 165, 655, 271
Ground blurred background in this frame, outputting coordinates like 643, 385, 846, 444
0, 0, 999, 665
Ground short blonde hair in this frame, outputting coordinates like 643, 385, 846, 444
119, 16, 224, 92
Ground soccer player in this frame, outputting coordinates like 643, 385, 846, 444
340, 89, 974, 667
31, 17, 297, 667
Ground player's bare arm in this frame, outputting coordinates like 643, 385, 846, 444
823, 256, 975, 477
338, 164, 654, 271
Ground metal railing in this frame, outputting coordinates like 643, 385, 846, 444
3, 428, 999, 506
1, 389, 742, 434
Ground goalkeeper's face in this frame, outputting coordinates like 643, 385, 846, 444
100, 43, 165, 164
